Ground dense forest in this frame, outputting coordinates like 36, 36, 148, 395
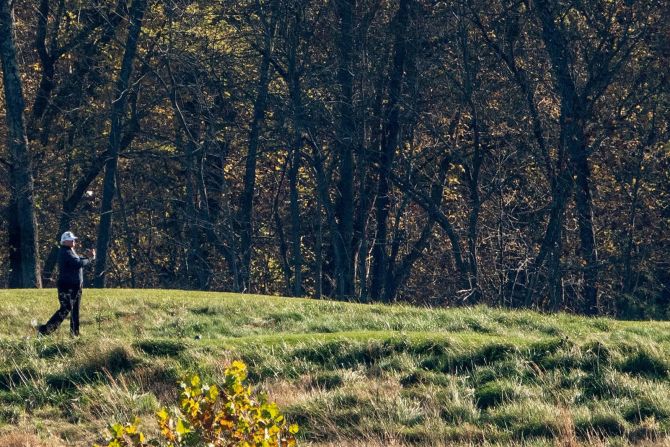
0, 0, 668, 317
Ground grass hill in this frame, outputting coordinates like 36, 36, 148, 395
0, 289, 669, 446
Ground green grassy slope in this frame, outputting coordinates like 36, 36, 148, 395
0, 289, 669, 446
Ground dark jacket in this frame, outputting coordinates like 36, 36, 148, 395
58, 246, 92, 287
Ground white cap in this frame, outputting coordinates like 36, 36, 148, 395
60, 231, 79, 244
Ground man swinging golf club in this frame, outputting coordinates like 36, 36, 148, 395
37, 231, 95, 336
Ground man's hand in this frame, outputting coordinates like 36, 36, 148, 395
84, 248, 96, 259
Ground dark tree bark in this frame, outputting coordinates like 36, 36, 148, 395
238, 0, 281, 292
355, 45, 389, 302
116, 170, 137, 288
534, 0, 599, 314
29, 0, 126, 144
370, 0, 412, 301
389, 166, 471, 294
333, 0, 356, 298
621, 117, 657, 298
94, 0, 147, 288
315, 193, 324, 299
287, 6, 304, 297
470, 6, 563, 307
524, 164, 572, 308
459, 12, 483, 303
180, 123, 212, 290
0, 0, 42, 288
387, 149, 471, 299
306, 132, 347, 297
272, 157, 292, 295
28, 0, 60, 142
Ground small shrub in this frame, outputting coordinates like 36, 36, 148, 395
95, 360, 298, 447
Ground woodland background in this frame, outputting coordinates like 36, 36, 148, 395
0, 0, 668, 318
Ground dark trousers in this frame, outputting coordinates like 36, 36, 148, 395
39, 284, 82, 336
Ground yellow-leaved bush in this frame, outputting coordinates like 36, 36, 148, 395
94, 360, 298, 447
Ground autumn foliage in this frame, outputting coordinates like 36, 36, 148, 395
94, 361, 298, 447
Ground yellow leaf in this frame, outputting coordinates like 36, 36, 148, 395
209, 384, 219, 401
191, 375, 201, 387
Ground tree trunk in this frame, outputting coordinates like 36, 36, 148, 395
30, 0, 125, 145
460, 14, 483, 303
475, 2, 603, 311
356, 46, 389, 302
287, 7, 304, 297
116, 171, 137, 288
388, 157, 471, 293
0, 0, 42, 288
334, 0, 356, 299
238, 0, 280, 292
524, 166, 572, 308
94, 0, 147, 288
315, 192, 324, 299
534, 0, 599, 314
370, 0, 411, 301
288, 143, 303, 297
181, 125, 211, 290
306, 133, 346, 297
28, 0, 58, 141
572, 149, 598, 314
272, 160, 292, 295
621, 122, 655, 298
383, 138, 457, 302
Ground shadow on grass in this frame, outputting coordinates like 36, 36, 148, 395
0, 366, 37, 391
619, 350, 669, 379
421, 343, 516, 373
133, 339, 187, 357
46, 346, 138, 390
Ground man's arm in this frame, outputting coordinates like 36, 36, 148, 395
65, 249, 90, 268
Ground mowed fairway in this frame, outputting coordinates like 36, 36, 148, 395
0, 289, 669, 446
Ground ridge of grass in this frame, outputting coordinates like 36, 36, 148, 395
0, 289, 669, 446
